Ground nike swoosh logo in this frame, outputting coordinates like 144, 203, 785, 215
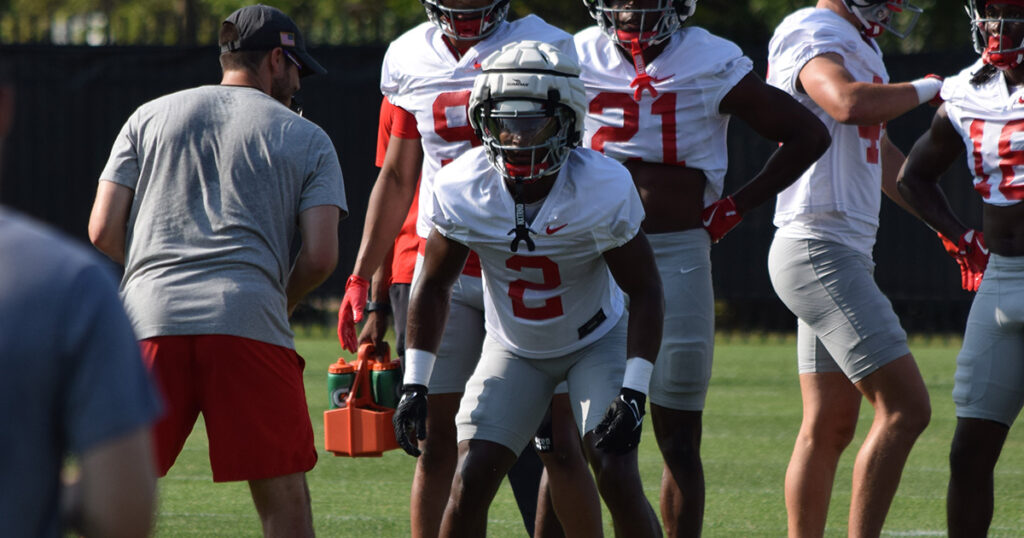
546, 224, 568, 234
702, 206, 718, 227
979, 244, 989, 255
648, 73, 674, 83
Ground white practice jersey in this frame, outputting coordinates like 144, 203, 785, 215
767, 8, 889, 255
429, 147, 645, 359
381, 16, 575, 239
575, 26, 752, 207
942, 59, 1024, 206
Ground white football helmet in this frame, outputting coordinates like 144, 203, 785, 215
582, 0, 696, 48
966, 0, 1024, 69
420, 0, 510, 41
842, 0, 923, 38
469, 41, 586, 184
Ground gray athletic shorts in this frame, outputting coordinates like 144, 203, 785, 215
954, 254, 1024, 426
456, 317, 628, 453
647, 229, 715, 411
412, 255, 485, 394
768, 236, 909, 383
389, 283, 410, 360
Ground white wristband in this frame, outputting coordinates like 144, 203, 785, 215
622, 357, 654, 395
403, 348, 437, 387
910, 77, 942, 105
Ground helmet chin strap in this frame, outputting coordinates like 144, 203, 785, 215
507, 180, 537, 252
617, 33, 659, 100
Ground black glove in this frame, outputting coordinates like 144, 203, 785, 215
393, 384, 428, 457
593, 388, 645, 454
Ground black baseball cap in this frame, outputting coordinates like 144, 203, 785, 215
221, 4, 326, 77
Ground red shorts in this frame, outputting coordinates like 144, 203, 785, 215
140, 334, 317, 482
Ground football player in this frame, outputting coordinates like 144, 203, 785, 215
574, 0, 830, 534
766, 0, 942, 535
394, 40, 664, 537
897, 1, 1024, 535
334, 1, 595, 535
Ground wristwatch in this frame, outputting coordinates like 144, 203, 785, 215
364, 301, 392, 315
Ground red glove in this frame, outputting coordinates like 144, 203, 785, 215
937, 230, 988, 292
337, 274, 369, 352
701, 196, 742, 244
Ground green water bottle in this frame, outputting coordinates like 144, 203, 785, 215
371, 358, 402, 409
327, 360, 355, 409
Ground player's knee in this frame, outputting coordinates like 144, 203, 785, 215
448, 466, 496, 513
591, 452, 637, 491
884, 399, 931, 438
657, 428, 701, 469
801, 419, 857, 453
948, 434, 993, 478
417, 438, 458, 473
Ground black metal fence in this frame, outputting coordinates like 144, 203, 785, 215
0, 11, 420, 46
0, 44, 982, 332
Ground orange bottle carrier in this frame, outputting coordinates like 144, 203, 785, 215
324, 342, 401, 457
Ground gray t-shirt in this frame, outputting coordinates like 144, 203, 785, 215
0, 209, 161, 538
100, 85, 347, 348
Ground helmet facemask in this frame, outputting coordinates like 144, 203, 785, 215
584, 0, 694, 49
477, 99, 577, 184
969, 0, 1024, 69
420, 0, 510, 41
844, 0, 923, 38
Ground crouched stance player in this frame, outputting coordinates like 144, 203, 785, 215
394, 40, 665, 537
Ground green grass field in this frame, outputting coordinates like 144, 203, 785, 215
151, 333, 1024, 537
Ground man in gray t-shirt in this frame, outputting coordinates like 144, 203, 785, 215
88, 5, 345, 536
0, 59, 162, 538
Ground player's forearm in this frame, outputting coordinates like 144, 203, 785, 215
624, 285, 664, 363
405, 282, 451, 354
370, 247, 394, 303
352, 173, 417, 280
827, 82, 921, 125
731, 131, 830, 213
898, 172, 967, 240
69, 428, 157, 538
880, 135, 921, 218
286, 246, 338, 315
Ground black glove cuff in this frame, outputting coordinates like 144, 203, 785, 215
620, 387, 646, 408
401, 383, 428, 396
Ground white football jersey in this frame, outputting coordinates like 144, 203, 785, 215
942, 59, 1024, 207
575, 26, 752, 207
429, 148, 645, 359
380, 16, 575, 239
767, 8, 890, 254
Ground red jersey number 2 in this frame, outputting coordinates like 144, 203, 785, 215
856, 76, 884, 164
506, 255, 564, 320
